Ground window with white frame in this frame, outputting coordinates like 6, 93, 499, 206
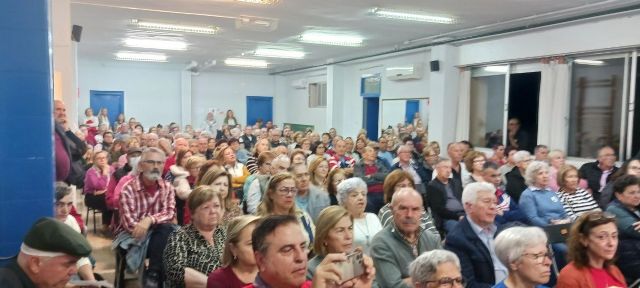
309, 82, 327, 108
567, 53, 639, 160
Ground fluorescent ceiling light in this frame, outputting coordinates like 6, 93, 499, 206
255, 48, 305, 59
574, 59, 605, 66
224, 58, 268, 68
300, 32, 363, 47
131, 19, 218, 35
484, 65, 509, 73
115, 51, 167, 62
123, 38, 188, 51
236, 0, 279, 4
371, 7, 455, 24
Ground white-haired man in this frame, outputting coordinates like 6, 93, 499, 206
444, 182, 507, 288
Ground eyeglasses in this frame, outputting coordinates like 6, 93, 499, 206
587, 211, 615, 222
522, 251, 554, 264
423, 277, 465, 287
277, 187, 298, 195
143, 160, 165, 166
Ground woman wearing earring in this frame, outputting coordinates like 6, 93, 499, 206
207, 215, 261, 288
336, 178, 383, 254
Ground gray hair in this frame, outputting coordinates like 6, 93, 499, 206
336, 178, 368, 206
494, 226, 548, 269
409, 249, 461, 285
397, 144, 412, 154
524, 160, 549, 186
230, 128, 242, 138
141, 147, 166, 162
461, 182, 496, 205
390, 187, 422, 206
272, 154, 291, 167
54, 182, 71, 202
513, 150, 532, 164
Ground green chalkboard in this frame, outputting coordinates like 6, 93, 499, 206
283, 123, 315, 132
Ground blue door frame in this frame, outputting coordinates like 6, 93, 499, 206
246, 96, 273, 126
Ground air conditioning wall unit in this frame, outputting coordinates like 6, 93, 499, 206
291, 78, 308, 89
386, 64, 423, 81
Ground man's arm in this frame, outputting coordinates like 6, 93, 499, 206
371, 240, 411, 288
150, 184, 176, 224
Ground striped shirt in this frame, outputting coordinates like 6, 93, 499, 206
117, 174, 176, 234
378, 203, 439, 235
556, 188, 601, 220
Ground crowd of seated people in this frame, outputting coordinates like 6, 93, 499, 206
18, 101, 640, 288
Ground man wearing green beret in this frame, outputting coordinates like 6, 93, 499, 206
0, 217, 92, 287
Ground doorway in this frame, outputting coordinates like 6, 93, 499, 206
90, 90, 124, 126
363, 98, 379, 141
508, 72, 541, 153
246, 96, 273, 126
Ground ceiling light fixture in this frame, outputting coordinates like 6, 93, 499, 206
300, 31, 363, 47
115, 51, 168, 62
371, 7, 455, 24
123, 38, 188, 51
236, 0, 279, 4
574, 59, 605, 66
484, 65, 509, 73
254, 48, 305, 59
131, 19, 218, 35
224, 58, 269, 68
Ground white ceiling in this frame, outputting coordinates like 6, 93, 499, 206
71, 0, 640, 73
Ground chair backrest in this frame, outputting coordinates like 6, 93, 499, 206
543, 223, 572, 244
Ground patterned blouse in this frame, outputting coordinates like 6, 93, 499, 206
164, 224, 227, 288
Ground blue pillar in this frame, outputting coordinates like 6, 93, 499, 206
0, 0, 54, 262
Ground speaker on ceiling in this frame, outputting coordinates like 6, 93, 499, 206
430, 60, 440, 72
71, 25, 83, 42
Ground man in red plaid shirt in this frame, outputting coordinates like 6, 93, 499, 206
116, 147, 176, 287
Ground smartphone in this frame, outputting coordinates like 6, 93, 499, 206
336, 250, 365, 284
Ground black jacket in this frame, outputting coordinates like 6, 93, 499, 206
579, 161, 618, 198
444, 217, 496, 288
426, 177, 464, 229
505, 168, 526, 203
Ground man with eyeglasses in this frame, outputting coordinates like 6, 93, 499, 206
114, 147, 177, 288
444, 182, 507, 288
290, 164, 330, 222
579, 146, 619, 202
371, 188, 442, 288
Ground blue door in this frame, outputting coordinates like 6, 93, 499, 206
246, 96, 273, 126
363, 98, 379, 141
90, 90, 124, 126
405, 100, 419, 125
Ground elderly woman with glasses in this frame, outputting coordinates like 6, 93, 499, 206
336, 178, 383, 254
409, 249, 465, 288
557, 211, 626, 288
493, 226, 552, 288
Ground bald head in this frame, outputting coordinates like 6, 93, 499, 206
391, 188, 423, 235
391, 187, 423, 207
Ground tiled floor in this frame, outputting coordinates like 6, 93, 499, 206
81, 203, 140, 287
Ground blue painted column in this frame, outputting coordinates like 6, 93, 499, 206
0, 0, 54, 262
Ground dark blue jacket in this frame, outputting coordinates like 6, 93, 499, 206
444, 217, 495, 288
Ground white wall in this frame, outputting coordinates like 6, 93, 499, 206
78, 59, 183, 128
191, 71, 275, 128
276, 69, 327, 131
458, 13, 640, 65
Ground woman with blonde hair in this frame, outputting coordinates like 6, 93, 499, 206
198, 168, 243, 222
308, 157, 329, 190
207, 215, 261, 287
256, 173, 315, 246
307, 206, 354, 279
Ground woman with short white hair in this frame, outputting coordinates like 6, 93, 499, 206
337, 177, 383, 254
494, 226, 552, 288
519, 161, 569, 227
409, 249, 464, 288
